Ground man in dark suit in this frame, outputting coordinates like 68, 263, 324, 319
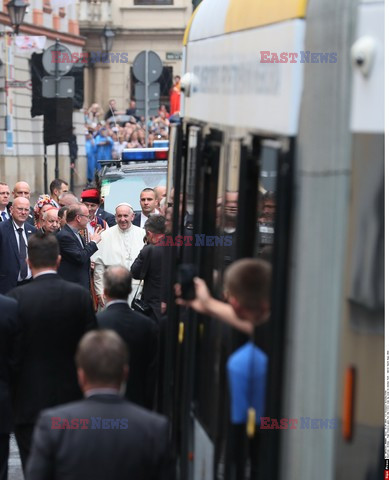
0, 294, 19, 480
40, 208, 60, 234
131, 215, 165, 323
7, 232, 96, 471
0, 182, 11, 223
0, 197, 36, 294
97, 265, 158, 409
97, 205, 116, 227
56, 203, 101, 289
12, 181, 35, 226
26, 330, 174, 480
133, 187, 159, 228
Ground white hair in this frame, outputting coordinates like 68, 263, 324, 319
42, 208, 58, 220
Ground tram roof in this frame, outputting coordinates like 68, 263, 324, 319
183, 0, 308, 45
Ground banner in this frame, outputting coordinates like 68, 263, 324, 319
15, 36, 46, 56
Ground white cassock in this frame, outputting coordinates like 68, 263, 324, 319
91, 224, 145, 305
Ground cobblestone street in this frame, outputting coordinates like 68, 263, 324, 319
9, 435, 23, 480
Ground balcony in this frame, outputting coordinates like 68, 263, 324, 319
78, 0, 112, 29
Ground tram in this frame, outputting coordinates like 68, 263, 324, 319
162, 0, 384, 479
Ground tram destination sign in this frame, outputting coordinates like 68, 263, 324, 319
166, 52, 182, 60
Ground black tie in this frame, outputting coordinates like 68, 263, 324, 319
77, 233, 85, 248
17, 228, 28, 280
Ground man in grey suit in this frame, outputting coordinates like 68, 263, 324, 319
26, 330, 174, 480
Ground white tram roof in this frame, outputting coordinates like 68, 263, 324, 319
184, 0, 308, 45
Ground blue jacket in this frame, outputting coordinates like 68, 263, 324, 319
85, 138, 96, 161
95, 134, 113, 161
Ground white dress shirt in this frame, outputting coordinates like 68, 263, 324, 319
140, 209, 159, 228
13, 221, 32, 280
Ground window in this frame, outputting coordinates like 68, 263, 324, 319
134, 0, 173, 5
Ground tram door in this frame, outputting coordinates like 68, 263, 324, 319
169, 126, 294, 480
217, 136, 294, 480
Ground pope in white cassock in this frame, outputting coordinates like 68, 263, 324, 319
91, 203, 145, 307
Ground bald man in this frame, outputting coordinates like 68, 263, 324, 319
13, 181, 35, 226
0, 196, 37, 293
58, 192, 79, 208
40, 208, 60, 234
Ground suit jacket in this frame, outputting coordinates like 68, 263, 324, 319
132, 212, 141, 227
131, 244, 164, 321
0, 206, 11, 222
26, 394, 174, 480
26, 206, 35, 226
97, 303, 158, 409
7, 273, 96, 425
96, 207, 116, 227
0, 219, 36, 294
0, 294, 19, 433
56, 224, 98, 289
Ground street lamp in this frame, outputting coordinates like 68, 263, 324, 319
7, 0, 29, 35
100, 25, 115, 53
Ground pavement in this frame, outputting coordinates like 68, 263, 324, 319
9, 435, 23, 480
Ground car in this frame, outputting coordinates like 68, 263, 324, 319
98, 147, 168, 214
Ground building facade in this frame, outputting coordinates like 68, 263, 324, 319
0, 0, 86, 193
0, 0, 193, 193
79, 0, 192, 116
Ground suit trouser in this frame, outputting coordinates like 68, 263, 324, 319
0, 434, 9, 480
14, 424, 34, 472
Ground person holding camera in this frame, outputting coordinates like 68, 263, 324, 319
176, 258, 271, 335
131, 215, 166, 323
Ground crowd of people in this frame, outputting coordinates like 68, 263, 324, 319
0, 174, 272, 479
83, 76, 181, 183
0, 176, 179, 479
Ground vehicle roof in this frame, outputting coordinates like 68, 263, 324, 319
183, 0, 308, 45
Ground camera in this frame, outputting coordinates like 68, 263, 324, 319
177, 264, 197, 301
351, 36, 377, 77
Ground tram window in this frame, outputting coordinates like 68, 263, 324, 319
260, 145, 278, 192
172, 125, 200, 235
185, 126, 200, 219
214, 138, 242, 296
190, 129, 227, 438
257, 142, 279, 261
347, 135, 384, 333
166, 123, 178, 198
